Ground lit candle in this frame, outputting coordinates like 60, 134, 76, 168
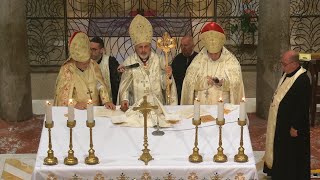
45, 101, 53, 124
194, 98, 200, 121
68, 99, 74, 122
87, 99, 94, 123
239, 97, 246, 121
217, 97, 224, 121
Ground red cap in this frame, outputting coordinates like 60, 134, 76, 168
201, 22, 225, 34
69, 31, 80, 46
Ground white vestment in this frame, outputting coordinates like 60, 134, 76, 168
181, 47, 245, 105
99, 55, 112, 100
118, 52, 178, 105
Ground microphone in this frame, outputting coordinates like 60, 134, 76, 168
213, 77, 220, 83
125, 63, 140, 69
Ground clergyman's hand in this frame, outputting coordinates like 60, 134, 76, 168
207, 76, 223, 87
75, 102, 87, 110
104, 102, 116, 110
117, 64, 125, 73
120, 100, 129, 112
207, 76, 214, 86
290, 127, 298, 137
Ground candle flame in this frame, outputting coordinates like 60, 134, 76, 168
219, 97, 223, 102
195, 97, 199, 102
46, 101, 51, 105
69, 99, 73, 104
88, 99, 92, 104
242, 97, 245, 102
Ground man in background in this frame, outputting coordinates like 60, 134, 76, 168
171, 35, 198, 104
90, 36, 120, 104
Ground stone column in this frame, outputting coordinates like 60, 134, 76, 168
0, 0, 33, 122
256, 0, 290, 119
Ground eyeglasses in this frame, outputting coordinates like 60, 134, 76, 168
280, 61, 295, 67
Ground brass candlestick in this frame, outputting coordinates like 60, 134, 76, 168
234, 119, 248, 162
133, 96, 158, 165
43, 121, 58, 165
157, 32, 176, 104
213, 119, 227, 162
85, 120, 99, 165
189, 118, 203, 163
64, 120, 78, 165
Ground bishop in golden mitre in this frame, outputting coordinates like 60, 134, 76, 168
181, 22, 245, 105
118, 14, 178, 111
54, 32, 115, 110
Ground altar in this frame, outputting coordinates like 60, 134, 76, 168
32, 105, 258, 179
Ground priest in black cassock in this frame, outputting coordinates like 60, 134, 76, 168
90, 37, 121, 104
171, 35, 198, 104
263, 50, 310, 180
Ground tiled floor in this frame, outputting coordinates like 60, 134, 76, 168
247, 113, 320, 170
0, 115, 43, 154
0, 113, 319, 179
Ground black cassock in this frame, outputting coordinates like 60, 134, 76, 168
264, 68, 311, 180
98, 56, 120, 104
171, 51, 198, 104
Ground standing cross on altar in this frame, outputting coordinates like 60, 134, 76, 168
133, 95, 158, 165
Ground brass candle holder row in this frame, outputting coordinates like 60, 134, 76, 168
43, 117, 248, 166
189, 118, 248, 163
43, 120, 99, 166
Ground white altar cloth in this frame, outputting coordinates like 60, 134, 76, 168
32, 105, 258, 180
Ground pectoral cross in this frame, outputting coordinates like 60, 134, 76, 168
139, 79, 149, 93
205, 89, 209, 98
87, 88, 93, 100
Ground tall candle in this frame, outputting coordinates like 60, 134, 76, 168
239, 97, 246, 121
87, 99, 94, 123
45, 101, 53, 124
194, 98, 200, 121
217, 97, 224, 121
68, 99, 74, 122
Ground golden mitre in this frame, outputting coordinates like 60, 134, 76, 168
129, 14, 153, 46
200, 22, 226, 53
69, 32, 91, 62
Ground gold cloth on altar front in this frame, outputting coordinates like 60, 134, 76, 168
181, 47, 245, 105
54, 59, 111, 106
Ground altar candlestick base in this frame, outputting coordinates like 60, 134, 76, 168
213, 119, 227, 163
85, 120, 99, 165
189, 119, 203, 163
234, 119, 248, 163
64, 120, 78, 165
43, 121, 58, 165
